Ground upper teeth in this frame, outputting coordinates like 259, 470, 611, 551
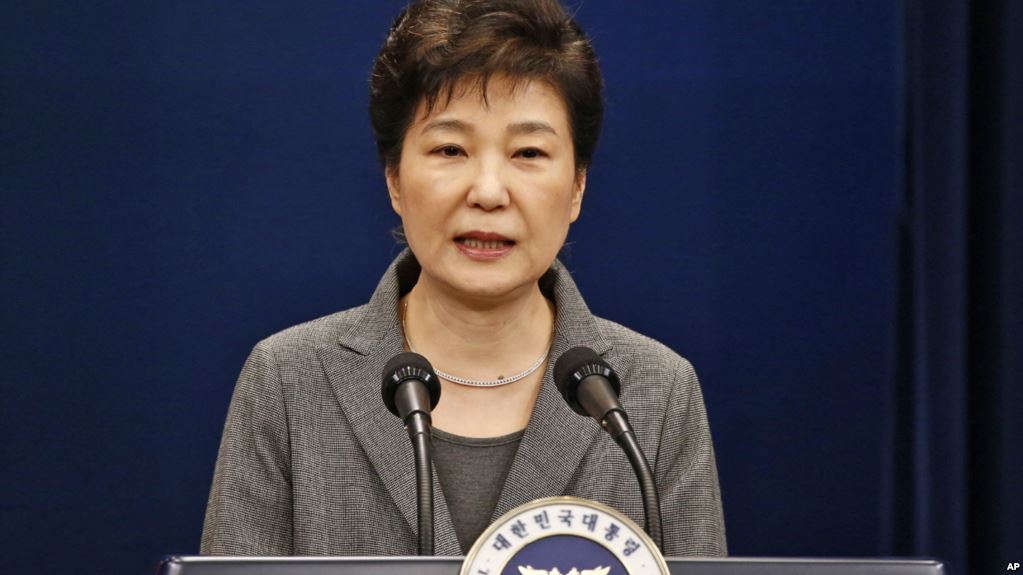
462, 238, 506, 250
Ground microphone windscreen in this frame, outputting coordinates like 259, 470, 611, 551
554, 346, 601, 392
553, 346, 621, 415
381, 352, 440, 417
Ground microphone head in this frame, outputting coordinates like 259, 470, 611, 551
553, 346, 621, 417
381, 352, 441, 417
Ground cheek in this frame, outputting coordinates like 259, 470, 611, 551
397, 173, 456, 239
526, 195, 575, 247
396, 172, 432, 217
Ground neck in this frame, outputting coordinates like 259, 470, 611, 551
402, 273, 555, 382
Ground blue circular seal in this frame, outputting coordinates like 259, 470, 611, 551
460, 496, 668, 575
503, 534, 627, 575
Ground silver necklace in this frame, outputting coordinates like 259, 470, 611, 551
401, 300, 553, 388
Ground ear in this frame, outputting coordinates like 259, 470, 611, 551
385, 166, 402, 216
569, 168, 587, 222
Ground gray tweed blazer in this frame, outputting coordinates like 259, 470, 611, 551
201, 250, 726, 557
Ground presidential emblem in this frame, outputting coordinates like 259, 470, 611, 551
459, 496, 669, 575
519, 564, 605, 568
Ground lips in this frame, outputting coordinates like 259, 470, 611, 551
454, 231, 515, 259
457, 237, 513, 249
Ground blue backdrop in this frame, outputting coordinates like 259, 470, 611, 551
1, 2, 934, 574
884, 2, 1023, 574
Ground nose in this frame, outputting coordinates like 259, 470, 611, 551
465, 156, 510, 211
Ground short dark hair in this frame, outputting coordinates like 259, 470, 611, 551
369, 0, 604, 172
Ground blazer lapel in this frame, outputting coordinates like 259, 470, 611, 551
318, 252, 611, 552
490, 260, 613, 522
318, 252, 461, 555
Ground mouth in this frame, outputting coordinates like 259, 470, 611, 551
454, 232, 516, 259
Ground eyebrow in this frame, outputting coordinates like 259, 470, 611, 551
420, 119, 559, 137
421, 119, 472, 135
508, 121, 558, 137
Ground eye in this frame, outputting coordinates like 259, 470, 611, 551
515, 147, 547, 160
433, 145, 465, 158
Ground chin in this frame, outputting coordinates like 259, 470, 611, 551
454, 278, 523, 301
447, 267, 538, 302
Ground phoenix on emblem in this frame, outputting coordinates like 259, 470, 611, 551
517, 567, 611, 575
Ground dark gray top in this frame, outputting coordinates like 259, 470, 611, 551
431, 427, 525, 553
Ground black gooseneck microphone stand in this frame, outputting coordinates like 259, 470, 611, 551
381, 352, 441, 555
554, 346, 664, 551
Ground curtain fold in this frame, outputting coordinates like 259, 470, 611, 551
886, 1, 1022, 574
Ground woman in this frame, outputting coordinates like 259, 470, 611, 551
201, 0, 725, 557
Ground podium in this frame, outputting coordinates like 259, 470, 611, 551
158, 556, 947, 575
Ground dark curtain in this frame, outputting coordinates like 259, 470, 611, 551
886, 1, 1022, 574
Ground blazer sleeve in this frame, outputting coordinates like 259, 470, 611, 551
201, 342, 294, 555
655, 357, 727, 556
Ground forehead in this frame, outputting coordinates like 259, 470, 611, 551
409, 76, 570, 134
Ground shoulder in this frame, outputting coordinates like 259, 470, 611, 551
589, 315, 703, 428
232, 304, 376, 406
232, 304, 377, 399
251, 304, 371, 358
591, 315, 697, 384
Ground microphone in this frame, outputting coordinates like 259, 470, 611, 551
382, 352, 441, 431
381, 352, 441, 556
553, 346, 663, 551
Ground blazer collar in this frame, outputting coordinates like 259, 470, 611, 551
319, 249, 611, 552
